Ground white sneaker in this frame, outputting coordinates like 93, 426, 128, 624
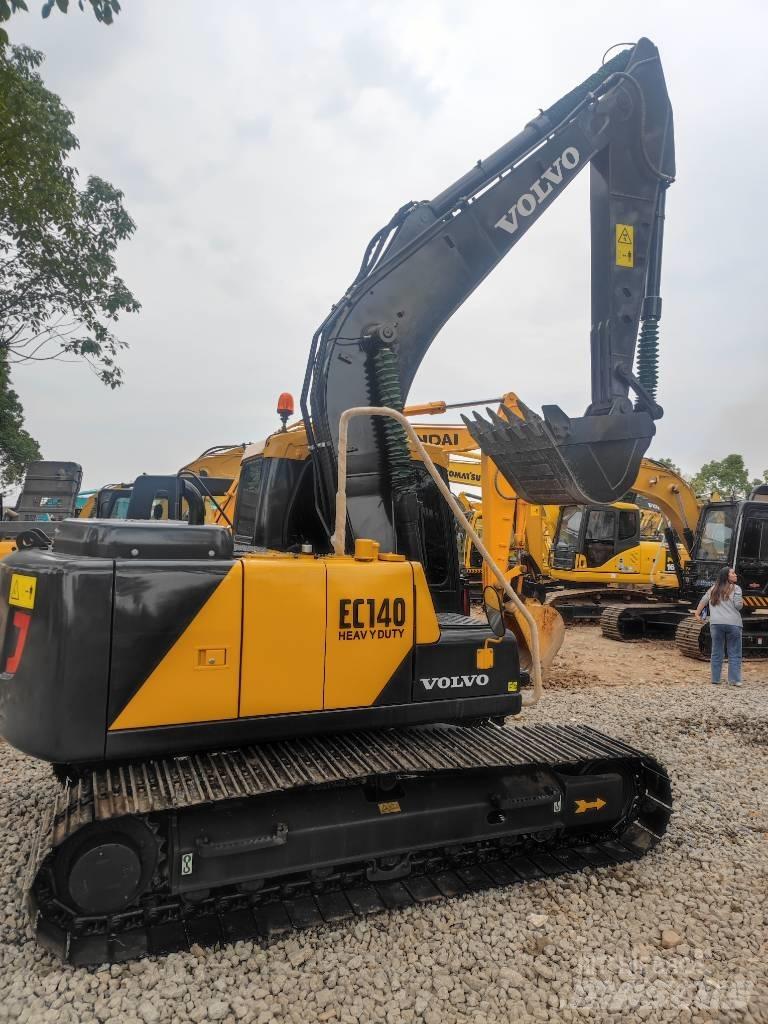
730, 680, 742, 687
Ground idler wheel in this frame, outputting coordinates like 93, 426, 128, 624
68, 837, 142, 914
54, 818, 159, 916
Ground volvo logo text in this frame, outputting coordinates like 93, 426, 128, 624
494, 147, 580, 236
420, 674, 490, 691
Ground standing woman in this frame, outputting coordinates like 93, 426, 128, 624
695, 566, 743, 686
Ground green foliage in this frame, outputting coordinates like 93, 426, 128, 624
41, 0, 121, 24
654, 457, 681, 475
0, 353, 41, 492
0, 0, 120, 43
690, 454, 753, 499
0, 45, 139, 387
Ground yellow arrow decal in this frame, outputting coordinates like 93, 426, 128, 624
574, 796, 607, 814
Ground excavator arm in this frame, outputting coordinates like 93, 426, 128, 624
629, 458, 700, 554
302, 38, 675, 555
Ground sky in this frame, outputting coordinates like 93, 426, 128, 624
7, 0, 768, 489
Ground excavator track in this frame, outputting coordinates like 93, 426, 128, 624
26, 723, 671, 966
676, 612, 768, 660
544, 588, 658, 625
675, 617, 710, 660
604, 604, 768, 659
600, 602, 685, 643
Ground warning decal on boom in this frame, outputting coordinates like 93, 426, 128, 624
615, 224, 634, 267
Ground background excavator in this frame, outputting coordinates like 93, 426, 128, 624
77, 445, 246, 525
410, 405, 684, 620
0, 461, 83, 559
0, 39, 676, 964
601, 474, 768, 659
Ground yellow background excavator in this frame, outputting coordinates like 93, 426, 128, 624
78, 446, 246, 526
409, 398, 686, 621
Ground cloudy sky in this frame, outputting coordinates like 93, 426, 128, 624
8, 0, 768, 489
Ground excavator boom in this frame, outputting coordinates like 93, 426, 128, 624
303, 38, 674, 554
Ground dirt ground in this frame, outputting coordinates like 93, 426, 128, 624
546, 623, 768, 690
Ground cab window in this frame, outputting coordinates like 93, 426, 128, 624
618, 509, 638, 542
741, 517, 768, 562
696, 507, 736, 562
234, 457, 264, 542
110, 496, 131, 519
557, 506, 583, 554
584, 508, 616, 567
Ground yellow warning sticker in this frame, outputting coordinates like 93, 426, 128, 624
9, 573, 36, 610
378, 801, 401, 814
616, 224, 634, 267
507, 681, 519, 693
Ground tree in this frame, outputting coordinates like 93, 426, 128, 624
0, 45, 139, 387
0, 353, 41, 491
0, 1, 121, 45
654, 457, 681, 475
691, 454, 752, 498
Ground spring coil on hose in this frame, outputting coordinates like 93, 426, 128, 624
370, 345, 415, 492
634, 317, 659, 408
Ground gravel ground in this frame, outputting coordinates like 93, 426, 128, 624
0, 630, 766, 1024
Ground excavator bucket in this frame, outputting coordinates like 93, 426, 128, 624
463, 404, 655, 506
506, 597, 565, 677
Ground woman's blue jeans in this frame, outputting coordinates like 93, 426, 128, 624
710, 624, 742, 683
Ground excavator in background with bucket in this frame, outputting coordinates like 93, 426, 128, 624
0, 38, 677, 964
410, 406, 686, 618
0, 462, 83, 559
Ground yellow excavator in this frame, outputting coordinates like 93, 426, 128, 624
79, 446, 246, 525
0, 39, 677, 964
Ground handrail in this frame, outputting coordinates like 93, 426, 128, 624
332, 407, 543, 706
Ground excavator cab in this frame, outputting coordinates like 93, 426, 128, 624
688, 498, 768, 601
552, 503, 641, 572
231, 443, 466, 615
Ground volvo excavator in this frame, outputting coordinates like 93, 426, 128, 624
0, 39, 676, 964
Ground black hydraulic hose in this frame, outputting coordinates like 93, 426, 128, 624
663, 525, 686, 591
635, 187, 668, 406
177, 471, 232, 528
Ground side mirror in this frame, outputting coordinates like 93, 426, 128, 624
483, 585, 506, 638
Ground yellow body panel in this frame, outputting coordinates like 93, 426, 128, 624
324, 559, 414, 709
181, 445, 246, 480
110, 564, 243, 730
79, 493, 96, 518
554, 539, 678, 586
0, 539, 17, 560
109, 552, 439, 730
240, 557, 326, 716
